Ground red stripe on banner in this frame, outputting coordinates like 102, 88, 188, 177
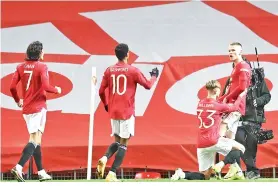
1, 1, 184, 28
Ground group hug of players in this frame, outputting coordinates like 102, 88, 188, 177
9, 41, 271, 182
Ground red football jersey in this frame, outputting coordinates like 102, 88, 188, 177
218, 61, 251, 115
197, 97, 242, 148
10, 61, 58, 114
99, 62, 157, 120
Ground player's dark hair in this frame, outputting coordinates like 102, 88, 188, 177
26, 41, 43, 61
206, 80, 221, 90
115, 43, 129, 61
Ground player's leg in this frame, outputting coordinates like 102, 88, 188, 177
106, 116, 134, 182
104, 135, 120, 159
11, 112, 42, 182
221, 127, 246, 179
171, 169, 207, 181
212, 137, 245, 180
171, 147, 215, 181
224, 112, 241, 139
97, 135, 120, 179
223, 112, 241, 139
223, 139, 245, 180
185, 148, 213, 180
219, 122, 228, 137
28, 109, 52, 181
97, 120, 121, 179
219, 113, 229, 137
223, 127, 246, 167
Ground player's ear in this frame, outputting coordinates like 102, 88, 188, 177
239, 49, 242, 56
40, 50, 44, 60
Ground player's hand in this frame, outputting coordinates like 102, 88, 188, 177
223, 98, 227, 103
253, 99, 257, 107
149, 67, 159, 78
55, 86, 62, 94
17, 99, 23, 108
104, 105, 108, 112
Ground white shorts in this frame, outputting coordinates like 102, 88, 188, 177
23, 108, 47, 134
222, 111, 241, 134
110, 115, 135, 139
197, 137, 234, 172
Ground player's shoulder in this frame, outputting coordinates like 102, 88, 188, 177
16, 63, 25, 70
128, 64, 140, 72
238, 61, 251, 69
35, 62, 48, 71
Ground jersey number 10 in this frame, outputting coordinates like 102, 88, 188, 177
111, 74, 127, 95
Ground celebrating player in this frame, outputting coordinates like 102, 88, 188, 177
10, 41, 61, 182
218, 42, 252, 139
98, 43, 159, 182
171, 80, 246, 181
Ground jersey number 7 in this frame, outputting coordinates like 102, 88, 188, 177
24, 70, 33, 91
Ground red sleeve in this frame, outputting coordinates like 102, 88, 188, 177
99, 69, 109, 106
218, 94, 243, 113
218, 95, 225, 102
225, 70, 249, 101
135, 69, 156, 89
10, 67, 21, 103
41, 65, 58, 93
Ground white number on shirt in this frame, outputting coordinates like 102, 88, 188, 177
111, 74, 127, 95
24, 70, 33, 90
196, 109, 216, 129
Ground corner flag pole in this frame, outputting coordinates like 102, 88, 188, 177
87, 67, 97, 180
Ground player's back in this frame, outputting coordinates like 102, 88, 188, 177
17, 61, 47, 114
197, 98, 223, 148
106, 62, 139, 120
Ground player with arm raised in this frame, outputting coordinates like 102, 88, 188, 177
10, 41, 61, 182
218, 42, 251, 139
171, 80, 246, 181
98, 43, 159, 182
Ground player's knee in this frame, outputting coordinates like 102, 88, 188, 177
232, 141, 245, 154
114, 135, 121, 143
226, 130, 235, 139
120, 138, 129, 146
29, 131, 42, 144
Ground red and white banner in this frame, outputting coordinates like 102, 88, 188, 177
1, 1, 278, 173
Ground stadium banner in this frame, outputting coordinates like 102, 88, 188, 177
1, 1, 278, 172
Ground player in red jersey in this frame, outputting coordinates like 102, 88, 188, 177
171, 80, 246, 181
9, 41, 61, 182
218, 42, 251, 139
97, 43, 159, 181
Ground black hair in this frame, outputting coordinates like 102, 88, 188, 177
26, 41, 43, 61
115, 43, 129, 61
